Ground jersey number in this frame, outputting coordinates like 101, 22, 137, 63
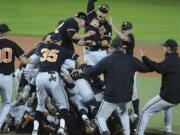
90, 19, 99, 28
0, 48, 12, 63
40, 48, 59, 62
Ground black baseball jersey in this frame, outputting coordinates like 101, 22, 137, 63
0, 38, 24, 75
85, 51, 151, 103
142, 53, 180, 104
122, 33, 135, 56
56, 18, 79, 51
86, 0, 112, 50
99, 20, 112, 44
37, 42, 75, 72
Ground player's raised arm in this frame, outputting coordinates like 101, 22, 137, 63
87, 0, 97, 15
109, 16, 128, 41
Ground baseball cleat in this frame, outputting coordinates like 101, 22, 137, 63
101, 131, 111, 135
164, 131, 172, 135
84, 119, 95, 134
57, 127, 67, 135
32, 130, 38, 135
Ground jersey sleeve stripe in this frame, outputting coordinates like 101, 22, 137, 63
87, 9, 95, 15
103, 35, 112, 38
18, 53, 25, 59
67, 29, 76, 32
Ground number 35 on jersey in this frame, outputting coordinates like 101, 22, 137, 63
40, 48, 59, 63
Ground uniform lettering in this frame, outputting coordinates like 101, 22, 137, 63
0, 48, 12, 63
40, 48, 59, 62
99, 25, 106, 35
90, 19, 99, 28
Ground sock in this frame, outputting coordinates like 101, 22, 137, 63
59, 119, 65, 129
33, 111, 44, 131
33, 120, 39, 131
79, 109, 88, 120
132, 99, 139, 117
59, 109, 68, 129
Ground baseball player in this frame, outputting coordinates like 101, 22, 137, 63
137, 39, 180, 135
60, 59, 96, 134
31, 35, 79, 135
83, 38, 151, 135
0, 24, 31, 130
54, 12, 95, 52
109, 18, 140, 125
84, 0, 112, 65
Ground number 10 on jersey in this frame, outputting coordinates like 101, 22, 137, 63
0, 48, 12, 63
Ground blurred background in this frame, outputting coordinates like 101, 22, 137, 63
0, 0, 179, 43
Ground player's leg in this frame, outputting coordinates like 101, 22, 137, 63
117, 103, 130, 135
74, 79, 95, 102
83, 46, 95, 65
87, 50, 107, 65
95, 91, 104, 102
96, 100, 119, 135
92, 50, 107, 64
132, 72, 139, 118
164, 108, 172, 134
137, 95, 175, 135
14, 68, 23, 91
0, 74, 13, 129
70, 93, 95, 134
70, 93, 89, 119
32, 73, 48, 135
49, 73, 69, 135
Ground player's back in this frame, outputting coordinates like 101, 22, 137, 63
56, 18, 79, 51
38, 42, 73, 73
0, 38, 24, 74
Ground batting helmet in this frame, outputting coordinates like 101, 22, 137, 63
161, 39, 178, 49
121, 21, 132, 30
98, 4, 109, 14
75, 12, 87, 22
0, 24, 11, 34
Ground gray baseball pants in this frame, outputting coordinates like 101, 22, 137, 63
96, 100, 130, 135
137, 95, 176, 135
0, 74, 13, 129
36, 72, 69, 112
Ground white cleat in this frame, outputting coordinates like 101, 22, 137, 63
57, 127, 67, 135
32, 130, 38, 135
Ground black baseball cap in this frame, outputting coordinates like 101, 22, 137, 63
110, 38, 124, 49
161, 39, 178, 48
98, 4, 109, 14
75, 12, 87, 22
121, 21, 132, 30
0, 24, 11, 34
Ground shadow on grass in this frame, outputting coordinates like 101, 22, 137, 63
145, 128, 179, 135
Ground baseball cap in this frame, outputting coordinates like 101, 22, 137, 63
110, 37, 124, 49
121, 21, 132, 30
161, 39, 178, 48
98, 4, 109, 14
0, 24, 11, 34
76, 12, 87, 22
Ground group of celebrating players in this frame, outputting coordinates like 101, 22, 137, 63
0, 0, 180, 135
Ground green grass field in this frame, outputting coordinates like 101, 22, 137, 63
0, 0, 180, 43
